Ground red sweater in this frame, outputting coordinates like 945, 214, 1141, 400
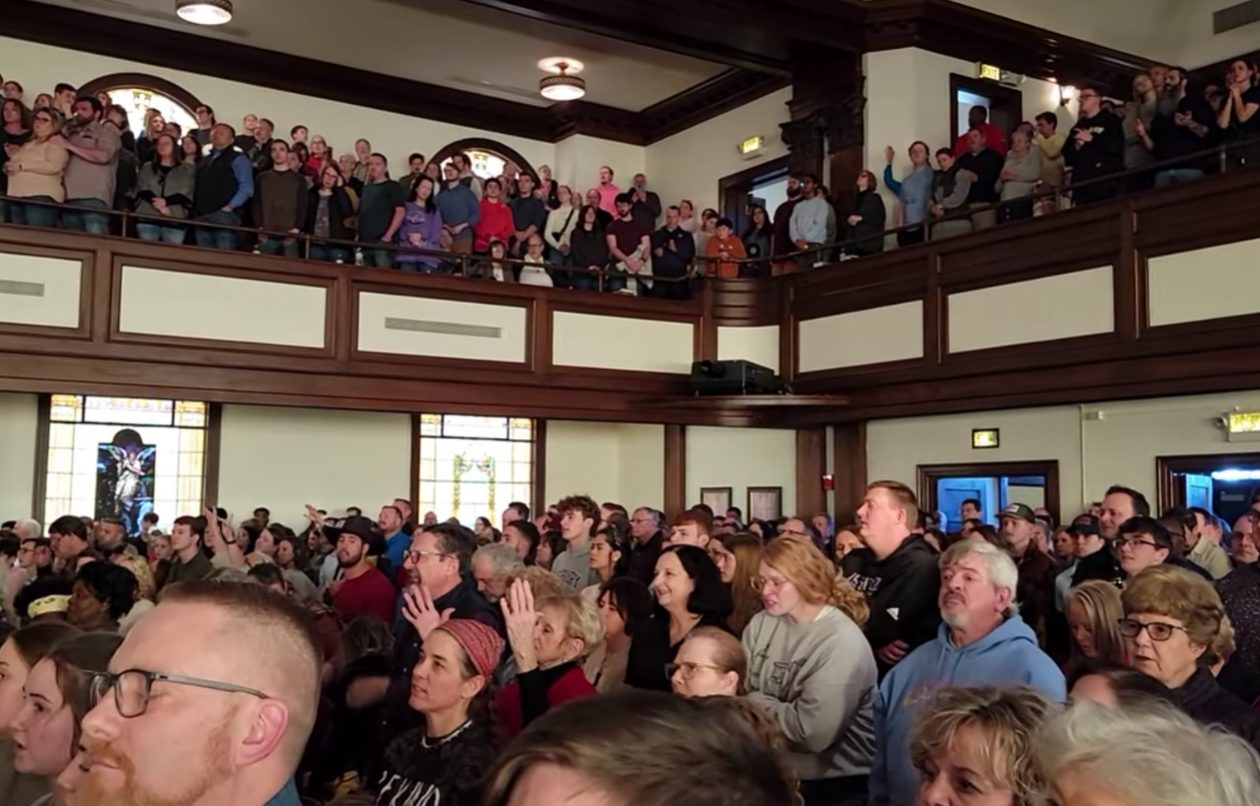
474, 199, 514, 251
331, 567, 395, 624
494, 662, 595, 739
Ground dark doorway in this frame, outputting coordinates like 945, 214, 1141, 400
1157, 452, 1260, 526
717, 156, 791, 236
917, 460, 1060, 531
949, 74, 1023, 146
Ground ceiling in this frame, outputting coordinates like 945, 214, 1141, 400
37, 0, 730, 111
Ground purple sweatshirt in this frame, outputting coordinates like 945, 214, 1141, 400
396, 202, 444, 269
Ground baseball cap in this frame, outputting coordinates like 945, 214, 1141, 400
1068, 514, 1101, 536
999, 503, 1035, 524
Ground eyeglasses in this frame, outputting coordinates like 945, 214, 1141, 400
1116, 536, 1161, 550
1117, 619, 1188, 642
751, 575, 787, 592
665, 662, 726, 680
404, 549, 448, 564
90, 669, 270, 719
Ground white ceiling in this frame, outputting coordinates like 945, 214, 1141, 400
40, 0, 729, 110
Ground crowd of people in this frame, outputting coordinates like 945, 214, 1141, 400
1, 477, 1259, 805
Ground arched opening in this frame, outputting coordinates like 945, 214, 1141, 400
430, 137, 539, 181
78, 73, 202, 139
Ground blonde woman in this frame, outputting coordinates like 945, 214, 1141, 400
1065, 580, 1126, 666
5, 108, 67, 228
742, 535, 877, 806
707, 532, 762, 633
910, 686, 1054, 805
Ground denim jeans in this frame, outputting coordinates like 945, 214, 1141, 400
1154, 168, 1204, 188
603, 268, 627, 293
11, 196, 60, 229
136, 222, 188, 244
194, 209, 241, 250
310, 244, 350, 263
62, 198, 111, 235
259, 237, 300, 258
364, 246, 395, 268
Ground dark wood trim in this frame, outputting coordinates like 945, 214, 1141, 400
532, 418, 548, 516
77, 72, 203, 116
795, 427, 827, 517
664, 424, 686, 519
429, 138, 538, 179
831, 421, 867, 523
1155, 451, 1260, 514
916, 460, 1060, 523
410, 414, 422, 522
747, 485, 784, 521
947, 73, 1023, 148
717, 155, 792, 227
203, 402, 222, 507
31, 393, 51, 520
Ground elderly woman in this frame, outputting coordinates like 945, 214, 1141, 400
996, 128, 1043, 222
1121, 564, 1260, 748
910, 686, 1055, 805
669, 626, 745, 699
1035, 701, 1260, 806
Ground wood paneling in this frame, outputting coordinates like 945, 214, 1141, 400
664, 424, 686, 519
917, 460, 1060, 523
831, 422, 867, 523
795, 427, 827, 516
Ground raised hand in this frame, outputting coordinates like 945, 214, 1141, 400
402, 583, 453, 640
500, 578, 540, 672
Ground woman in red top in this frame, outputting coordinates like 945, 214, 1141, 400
494, 579, 601, 740
306, 134, 330, 177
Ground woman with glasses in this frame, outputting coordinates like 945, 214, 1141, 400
1120, 564, 1260, 748
134, 132, 194, 245
0, 622, 79, 806
4, 108, 67, 230
742, 535, 877, 806
518, 235, 554, 287
9, 632, 121, 804
625, 545, 733, 692
670, 626, 745, 698
707, 533, 762, 634
582, 524, 631, 602
1065, 580, 1126, 667
583, 576, 652, 693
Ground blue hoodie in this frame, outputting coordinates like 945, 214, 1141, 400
869, 616, 1065, 806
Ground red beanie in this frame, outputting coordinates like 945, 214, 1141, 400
436, 619, 504, 679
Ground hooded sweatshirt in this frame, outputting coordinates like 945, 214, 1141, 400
870, 616, 1066, 806
842, 535, 941, 676
743, 605, 878, 781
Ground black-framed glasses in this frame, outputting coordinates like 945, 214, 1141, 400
1116, 536, 1160, 550
1117, 619, 1187, 642
90, 669, 270, 718
404, 548, 449, 564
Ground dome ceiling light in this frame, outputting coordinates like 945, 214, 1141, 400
176, 0, 234, 26
538, 57, 586, 102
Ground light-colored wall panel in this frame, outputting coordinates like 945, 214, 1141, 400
118, 267, 326, 348
686, 426, 796, 517
718, 325, 781, 374
545, 421, 665, 509
357, 292, 527, 363
552, 312, 694, 374
1148, 239, 1260, 327
0, 393, 39, 522
217, 405, 411, 526
948, 267, 1114, 353
0, 253, 82, 329
798, 301, 923, 373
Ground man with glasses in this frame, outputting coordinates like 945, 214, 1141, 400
1066, 86, 1124, 206
1114, 516, 1177, 581
628, 507, 666, 585
324, 515, 393, 624
80, 580, 322, 806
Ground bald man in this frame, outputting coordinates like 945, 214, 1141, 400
80, 581, 321, 806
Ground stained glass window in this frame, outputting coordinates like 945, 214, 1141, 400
43, 395, 208, 534
418, 414, 533, 524
104, 88, 197, 147
439, 149, 508, 181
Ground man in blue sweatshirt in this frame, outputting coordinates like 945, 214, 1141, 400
436, 162, 480, 273
870, 540, 1065, 806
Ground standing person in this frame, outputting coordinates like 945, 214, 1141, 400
326, 516, 393, 624
543, 184, 578, 263
396, 176, 445, 274
952, 105, 1008, 156
472, 178, 513, 256
1218, 528, 1260, 703
1215, 58, 1260, 167
770, 178, 803, 273
869, 541, 1065, 806
999, 503, 1056, 643
582, 523, 631, 601
134, 132, 194, 244
372, 619, 503, 806
3, 107, 67, 229
628, 173, 662, 229
436, 162, 480, 272
190, 104, 214, 148
882, 142, 933, 246
508, 172, 547, 256
605, 192, 652, 294
567, 204, 609, 292
1142, 66, 1214, 187
357, 153, 407, 268
1123, 72, 1160, 190
305, 163, 356, 262
0, 98, 32, 223
789, 174, 829, 272
252, 139, 308, 258
1065, 580, 1126, 666
191, 123, 254, 250
842, 481, 941, 677
955, 127, 1004, 230
744, 536, 878, 806
1066, 87, 1125, 206
740, 203, 772, 277
651, 205, 696, 298
1034, 111, 1067, 213
552, 495, 603, 593
703, 216, 747, 279
845, 170, 886, 256
996, 128, 1044, 222
589, 164, 620, 216
518, 235, 553, 286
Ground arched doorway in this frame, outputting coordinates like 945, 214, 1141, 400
430, 138, 538, 180
78, 73, 201, 139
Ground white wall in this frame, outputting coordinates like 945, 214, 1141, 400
867, 389, 1260, 522
1172, 1, 1260, 69
685, 426, 796, 518
544, 421, 664, 509
0, 393, 39, 522
949, 0, 1181, 63
553, 135, 646, 201
646, 88, 792, 214
216, 405, 411, 527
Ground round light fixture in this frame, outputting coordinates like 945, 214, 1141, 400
538, 58, 586, 102
176, 0, 234, 26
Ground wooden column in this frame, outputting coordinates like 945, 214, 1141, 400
831, 421, 868, 524
664, 425, 687, 519
795, 427, 827, 517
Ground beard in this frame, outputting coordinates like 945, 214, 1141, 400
336, 549, 363, 568
82, 719, 233, 806
941, 608, 969, 629
786, 186, 801, 199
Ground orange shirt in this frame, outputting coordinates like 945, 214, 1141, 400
704, 234, 747, 279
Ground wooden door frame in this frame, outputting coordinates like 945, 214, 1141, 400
717, 155, 792, 231
1155, 451, 1260, 512
948, 74, 1024, 145
916, 460, 1060, 521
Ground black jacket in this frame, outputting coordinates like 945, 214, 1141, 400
956, 148, 1004, 203
303, 186, 357, 241
1177, 666, 1260, 750
846, 190, 886, 255
1071, 545, 1124, 588
625, 609, 733, 692
1066, 111, 1125, 181
842, 534, 941, 677
568, 225, 609, 270
650, 227, 696, 278
1149, 95, 1214, 167
628, 531, 665, 586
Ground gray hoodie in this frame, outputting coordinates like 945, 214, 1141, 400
743, 605, 878, 781
552, 538, 600, 593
